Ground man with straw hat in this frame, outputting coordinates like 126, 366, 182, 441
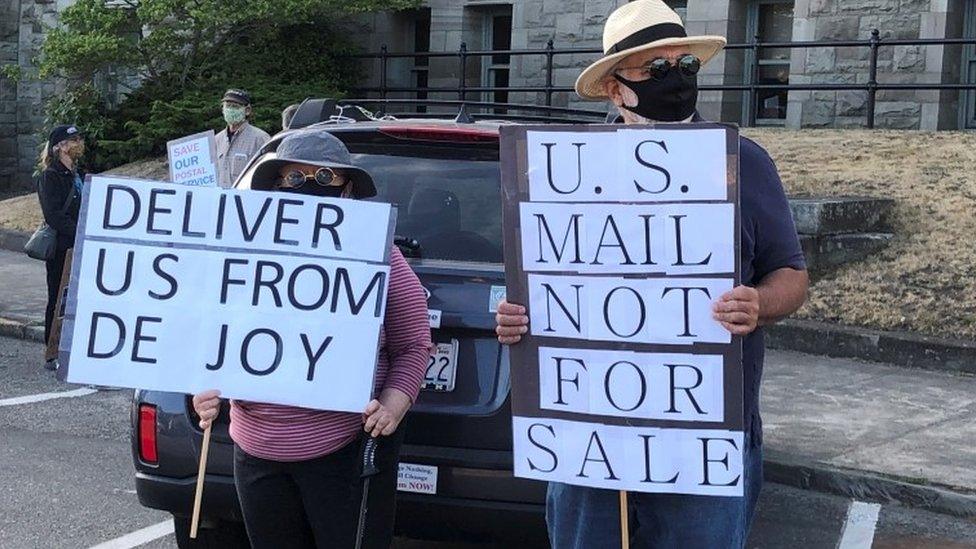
496, 1, 809, 546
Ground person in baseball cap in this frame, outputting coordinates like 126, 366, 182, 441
215, 88, 270, 188
47, 124, 85, 151
35, 123, 88, 371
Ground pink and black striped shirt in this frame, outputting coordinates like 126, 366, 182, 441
229, 247, 432, 461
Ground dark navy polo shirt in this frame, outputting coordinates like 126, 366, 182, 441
611, 115, 805, 447
736, 134, 808, 446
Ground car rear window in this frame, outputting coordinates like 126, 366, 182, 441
353, 153, 503, 264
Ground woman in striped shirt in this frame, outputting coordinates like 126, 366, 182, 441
193, 130, 432, 549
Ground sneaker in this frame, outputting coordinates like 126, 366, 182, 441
44, 359, 59, 372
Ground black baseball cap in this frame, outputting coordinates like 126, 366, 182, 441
221, 89, 252, 106
250, 130, 377, 199
48, 124, 83, 149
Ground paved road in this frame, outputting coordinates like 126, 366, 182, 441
2, 335, 975, 549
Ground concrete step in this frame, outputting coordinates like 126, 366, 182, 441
789, 196, 894, 236
800, 232, 893, 272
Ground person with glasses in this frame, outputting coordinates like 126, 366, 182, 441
192, 130, 432, 548
36, 124, 87, 371
494, 1, 809, 547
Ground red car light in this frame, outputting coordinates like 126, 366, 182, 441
139, 404, 158, 464
378, 126, 499, 143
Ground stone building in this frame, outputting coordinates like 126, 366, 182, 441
348, 0, 976, 130
1, 0, 69, 192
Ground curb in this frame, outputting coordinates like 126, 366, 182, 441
764, 450, 976, 519
0, 228, 29, 254
766, 319, 976, 375
0, 315, 44, 343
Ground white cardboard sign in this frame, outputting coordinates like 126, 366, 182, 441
501, 124, 743, 497
167, 130, 218, 187
60, 175, 396, 413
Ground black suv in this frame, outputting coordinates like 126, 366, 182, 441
129, 100, 603, 547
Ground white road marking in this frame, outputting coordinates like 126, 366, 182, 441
837, 500, 881, 549
87, 520, 174, 549
0, 387, 97, 407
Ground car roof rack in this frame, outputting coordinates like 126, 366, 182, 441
288, 98, 381, 130
289, 97, 613, 126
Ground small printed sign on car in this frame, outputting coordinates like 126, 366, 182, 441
427, 309, 442, 329
488, 285, 506, 313
397, 463, 438, 495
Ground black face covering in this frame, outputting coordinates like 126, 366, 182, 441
279, 183, 347, 198
613, 69, 698, 122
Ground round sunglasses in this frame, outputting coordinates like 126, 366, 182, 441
278, 167, 344, 189
614, 54, 702, 82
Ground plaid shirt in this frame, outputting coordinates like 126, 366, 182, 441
215, 121, 271, 188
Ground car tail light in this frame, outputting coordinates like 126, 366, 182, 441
139, 404, 158, 464
378, 126, 498, 143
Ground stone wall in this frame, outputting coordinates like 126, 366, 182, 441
0, 0, 72, 194
787, 0, 966, 129
685, 0, 749, 124
343, 0, 973, 130
1, 0, 23, 193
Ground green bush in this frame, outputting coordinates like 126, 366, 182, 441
37, 0, 417, 172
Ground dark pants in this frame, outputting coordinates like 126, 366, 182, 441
233, 430, 404, 549
44, 248, 67, 345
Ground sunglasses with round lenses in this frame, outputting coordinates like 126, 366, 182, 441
280, 167, 341, 188
615, 54, 702, 82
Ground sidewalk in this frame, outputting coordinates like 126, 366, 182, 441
761, 349, 976, 516
1, 247, 974, 516
0, 249, 47, 341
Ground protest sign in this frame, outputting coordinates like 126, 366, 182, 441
501, 123, 742, 497
167, 131, 218, 187
58, 175, 396, 413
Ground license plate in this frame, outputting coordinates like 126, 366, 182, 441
422, 340, 458, 392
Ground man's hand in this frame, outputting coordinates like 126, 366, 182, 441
495, 299, 529, 345
363, 388, 412, 437
192, 390, 221, 430
712, 285, 760, 336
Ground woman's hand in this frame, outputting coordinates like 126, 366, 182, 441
192, 390, 221, 430
363, 388, 412, 437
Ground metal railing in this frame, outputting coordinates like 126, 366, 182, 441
345, 30, 976, 128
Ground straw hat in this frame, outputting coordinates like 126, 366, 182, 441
575, 0, 726, 100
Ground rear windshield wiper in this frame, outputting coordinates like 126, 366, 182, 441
394, 235, 422, 258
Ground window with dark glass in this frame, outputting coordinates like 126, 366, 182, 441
667, 0, 688, 22
748, 0, 794, 124
963, 0, 976, 128
482, 6, 513, 113
630, 0, 686, 21
411, 8, 432, 113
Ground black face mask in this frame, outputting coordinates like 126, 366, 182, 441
613, 69, 698, 122
279, 183, 347, 198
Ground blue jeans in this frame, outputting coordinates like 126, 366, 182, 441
546, 440, 763, 549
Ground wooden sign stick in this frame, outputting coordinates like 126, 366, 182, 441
190, 424, 213, 539
620, 490, 630, 549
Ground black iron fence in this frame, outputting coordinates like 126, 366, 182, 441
345, 30, 976, 128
